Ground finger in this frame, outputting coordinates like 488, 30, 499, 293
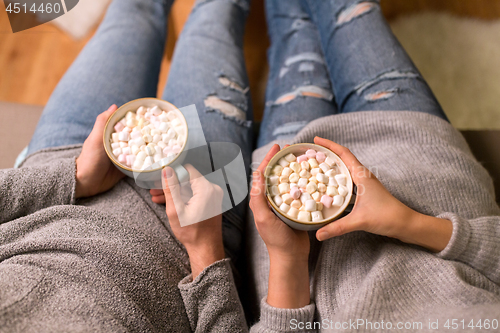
151, 195, 166, 204
316, 213, 363, 241
249, 170, 278, 223
257, 144, 280, 174
150, 189, 164, 196
162, 167, 185, 223
314, 136, 367, 183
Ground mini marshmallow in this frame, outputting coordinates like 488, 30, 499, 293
320, 194, 333, 208
332, 195, 344, 207
118, 132, 129, 141
335, 174, 347, 186
118, 154, 127, 164
269, 176, 279, 185
145, 144, 156, 156
284, 153, 297, 162
143, 134, 153, 143
270, 185, 280, 196
153, 134, 161, 143
328, 177, 338, 187
316, 173, 329, 184
112, 133, 119, 143
310, 168, 321, 177
278, 158, 289, 168
325, 169, 337, 178
305, 149, 316, 158
133, 159, 143, 170
306, 182, 318, 194
316, 152, 326, 163
168, 139, 177, 147
311, 191, 321, 201
288, 207, 299, 219
119, 142, 128, 148
157, 141, 166, 149
278, 183, 290, 194
269, 175, 279, 185
300, 192, 312, 204
171, 118, 182, 127
319, 162, 330, 173
279, 175, 289, 183
112, 148, 122, 157
311, 211, 324, 222
273, 195, 283, 206
290, 187, 301, 200
122, 147, 131, 155
318, 183, 327, 193
338, 185, 348, 197
282, 193, 293, 204
300, 161, 310, 171
111, 142, 121, 150
166, 111, 178, 121
126, 155, 136, 167
141, 126, 151, 135
327, 186, 338, 197
297, 178, 308, 188
299, 169, 310, 178
272, 165, 283, 175
308, 158, 319, 169
279, 203, 291, 214
131, 145, 140, 155
316, 202, 323, 211
281, 167, 292, 177
135, 137, 146, 147
158, 122, 169, 133
130, 131, 142, 140
150, 106, 162, 116
304, 199, 316, 212
114, 122, 125, 132
289, 162, 300, 173
137, 106, 146, 116
297, 211, 311, 222
290, 183, 298, 189
154, 154, 163, 163
289, 173, 300, 183
290, 199, 301, 209
126, 118, 137, 128
296, 155, 308, 163
308, 176, 318, 184
325, 157, 336, 167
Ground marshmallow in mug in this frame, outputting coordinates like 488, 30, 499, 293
269, 149, 349, 223
110, 105, 186, 170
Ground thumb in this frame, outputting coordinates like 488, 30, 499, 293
89, 105, 117, 143
162, 167, 185, 223
316, 212, 363, 241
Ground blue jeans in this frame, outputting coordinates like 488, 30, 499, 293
257, 0, 447, 146
27, 0, 447, 260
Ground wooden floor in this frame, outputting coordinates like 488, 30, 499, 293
1, 0, 500, 120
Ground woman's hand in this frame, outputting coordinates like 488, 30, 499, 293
314, 137, 452, 252
250, 144, 310, 309
75, 105, 125, 198
162, 165, 225, 279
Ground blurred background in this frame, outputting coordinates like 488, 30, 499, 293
1, 0, 500, 194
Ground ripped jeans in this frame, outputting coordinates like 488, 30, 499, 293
257, 0, 448, 146
26, 0, 447, 258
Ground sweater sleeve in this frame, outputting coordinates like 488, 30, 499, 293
178, 258, 248, 333
250, 298, 316, 333
0, 157, 77, 224
436, 212, 500, 285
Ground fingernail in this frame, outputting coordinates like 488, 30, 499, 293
253, 171, 260, 179
317, 230, 329, 241
164, 168, 173, 178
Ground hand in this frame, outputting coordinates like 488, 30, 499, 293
250, 144, 310, 308
75, 105, 125, 198
313, 137, 452, 252
162, 165, 225, 279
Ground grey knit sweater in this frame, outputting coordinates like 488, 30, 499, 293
1, 111, 499, 332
